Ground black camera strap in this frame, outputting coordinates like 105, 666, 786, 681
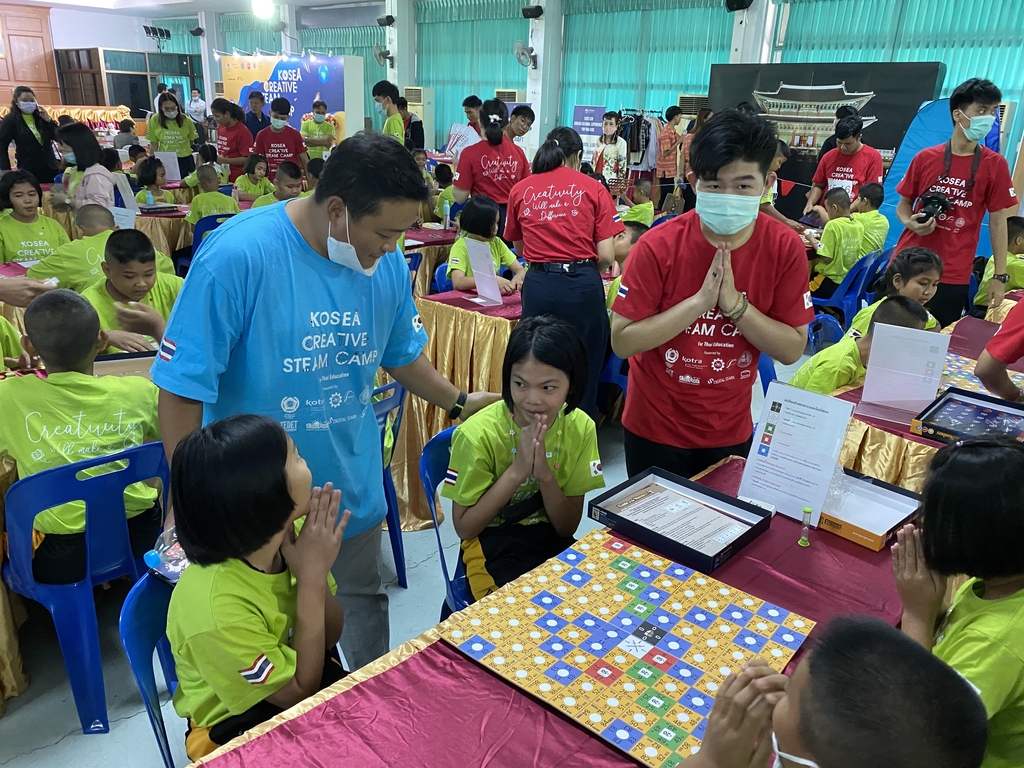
940, 141, 982, 190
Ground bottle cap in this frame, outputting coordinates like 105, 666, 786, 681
801, 506, 813, 513
143, 550, 161, 569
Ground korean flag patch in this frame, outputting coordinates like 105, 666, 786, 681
590, 460, 603, 477
412, 314, 424, 333
803, 291, 813, 310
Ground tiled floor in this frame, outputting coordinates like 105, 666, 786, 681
0, 357, 806, 768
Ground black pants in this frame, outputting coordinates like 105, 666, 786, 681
33, 503, 162, 584
624, 428, 753, 480
927, 283, 970, 328
656, 175, 675, 211
681, 183, 697, 212
812, 277, 841, 300
176, 154, 196, 179
521, 265, 608, 417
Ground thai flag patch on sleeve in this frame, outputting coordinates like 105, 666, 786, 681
239, 654, 274, 685
444, 468, 459, 486
158, 338, 177, 362
617, 283, 628, 300
612, 213, 622, 223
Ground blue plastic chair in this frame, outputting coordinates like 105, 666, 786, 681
651, 213, 678, 228
419, 427, 474, 613
859, 247, 894, 308
178, 213, 235, 276
372, 381, 408, 589
119, 574, 177, 768
808, 313, 845, 354
757, 354, 777, 396
405, 249, 423, 280
811, 253, 877, 330
218, 184, 233, 196
2, 443, 171, 734
449, 201, 466, 220
968, 273, 980, 307
599, 351, 629, 400
434, 262, 453, 293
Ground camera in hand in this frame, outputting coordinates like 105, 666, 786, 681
916, 190, 953, 222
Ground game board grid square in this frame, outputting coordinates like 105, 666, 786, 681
681, 646, 717, 668
755, 602, 790, 623
610, 610, 645, 633
691, 716, 709, 740
634, 620, 668, 645
721, 603, 755, 624
530, 590, 564, 611
616, 576, 647, 596
557, 548, 587, 567
615, 634, 655, 659
783, 613, 813, 633
652, 675, 689, 701
661, 562, 695, 582
628, 735, 670, 765
695, 634, 727, 656
745, 616, 779, 636
666, 702, 702, 731
626, 659, 664, 684
770, 626, 806, 649
601, 719, 645, 750
544, 660, 584, 685
564, 649, 601, 670
661, 752, 686, 768
457, 635, 497, 659
636, 688, 675, 717
534, 612, 569, 633
600, 675, 645, 703
558, 625, 591, 644
647, 607, 682, 631
682, 606, 717, 628
667, 658, 705, 685
701, 597, 728, 613
642, 648, 678, 672
573, 611, 611, 633
758, 641, 793, 666
584, 658, 624, 685
647, 717, 688, 750
610, 555, 640, 573
538, 635, 576, 656
602, 537, 631, 555
673, 623, 706, 645
625, 597, 658, 621
680, 736, 703, 758
678, 689, 714, 716
561, 567, 593, 588
629, 564, 660, 584
733, 628, 769, 652
580, 634, 616, 656
554, 691, 597, 719
656, 632, 692, 657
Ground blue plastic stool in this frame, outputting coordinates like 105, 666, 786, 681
758, 354, 777, 396
373, 381, 408, 588
812, 253, 877, 330
2, 443, 170, 734
434, 262, 453, 293
808, 313, 845, 353
119, 574, 178, 768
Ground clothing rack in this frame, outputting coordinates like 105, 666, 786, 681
619, 107, 661, 118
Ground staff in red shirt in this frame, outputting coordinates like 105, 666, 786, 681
894, 78, 1020, 328
453, 99, 530, 236
505, 126, 622, 416
210, 98, 252, 183
253, 96, 309, 179
463, 94, 483, 137
805, 115, 883, 214
976, 299, 1024, 402
656, 106, 685, 211
611, 110, 813, 478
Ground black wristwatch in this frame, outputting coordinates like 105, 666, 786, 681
994, 273, 1011, 284
448, 391, 468, 420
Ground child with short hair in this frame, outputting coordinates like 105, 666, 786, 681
442, 316, 604, 602
253, 96, 308, 178
607, 221, 648, 318
251, 161, 303, 208
301, 157, 324, 197
808, 187, 865, 298
183, 144, 228, 188
134, 157, 174, 205
621, 178, 654, 226
973, 216, 1024, 316
185, 165, 240, 225
100, 147, 122, 173
0, 169, 69, 263
851, 181, 889, 254
79, 228, 183, 352
0, 290, 162, 584
233, 153, 273, 202
412, 148, 430, 184
893, 438, 1024, 768
113, 119, 139, 149
790, 295, 928, 394
27, 204, 174, 291
432, 163, 455, 220
849, 246, 942, 334
167, 414, 348, 761
445, 194, 525, 294
299, 99, 334, 160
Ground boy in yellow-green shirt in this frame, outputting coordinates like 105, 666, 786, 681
300, 158, 323, 198
851, 182, 889, 256
79, 229, 183, 353
606, 221, 649, 318
183, 144, 229, 188
621, 178, 655, 227
974, 216, 1024, 314
0, 289, 161, 584
300, 100, 335, 160
251, 161, 303, 208
233, 154, 274, 202
27, 204, 175, 291
372, 80, 405, 143
0, 169, 70, 263
433, 164, 455, 221
185, 165, 240, 225
809, 187, 865, 298
445, 195, 525, 294
790, 295, 928, 394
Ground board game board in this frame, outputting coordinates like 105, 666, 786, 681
441, 530, 815, 767
941, 353, 1024, 394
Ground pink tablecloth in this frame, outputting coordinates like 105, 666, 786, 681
405, 227, 458, 250
420, 289, 524, 320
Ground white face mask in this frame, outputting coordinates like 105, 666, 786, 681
772, 733, 820, 768
327, 208, 379, 276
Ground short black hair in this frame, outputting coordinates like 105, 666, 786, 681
244, 153, 268, 175
24, 289, 99, 370
835, 115, 863, 140
196, 164, 219, 187
533, 127, 583, 175
633, 178, 652, 196
950, 78, 1002, 116
835, 105, 858, 120
435, 163, 453, 185
211, 98, 246, 122
588, 172, 610, 192
623, 221, 649, 243
857, 182, 884, 209
689, 109, 777, 180
56, 115, 75, 127
315, 131, 428, 219
735, 101, 756, 114
579, 162, 594, 175
372, 80, 400, 103
868, 294, 929, 333
874, 246, 943, 302
458, 194, 500, 239
128, 144, 147, 160
801, 616, 987, 768
270, 97, 291, 116
134, 157, 163, 188
275, 161, 302, 181
0, 169, 41, 208
105, 228, 156, 265
248, 90, 265, 103
312, 99, 327, 111
197, 143, 218, 165
57, 122, 103, 169
118, 119, 135, 133
462, 95, 482, 109
76, 204, 115, 229
412, 148, 427, 159
920, 437, 1024, 578
100, 148, 120, 172
306, 157, 325, 179
824, 186, 851, 208
511, 104, 535, 122
172, 414, 298, 566
665, 105, 683, 123
777, 139, 791, 159
395, 97, 408, 110
502, 315, 588, 415
156, 83, 167, 93
1008, 215, 1024, 243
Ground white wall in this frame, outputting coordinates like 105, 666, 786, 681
49, 8, 157, 52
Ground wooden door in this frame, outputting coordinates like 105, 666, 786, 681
0, 5, 59, 104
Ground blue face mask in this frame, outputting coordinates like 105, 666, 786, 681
959, 112, 996, 142
271, 117, 288, 130
18, 101, 37, 114
695, 190, 761, 235
62, 151, 76, 165
313, 112, 327, 124
374, 100, 385, 115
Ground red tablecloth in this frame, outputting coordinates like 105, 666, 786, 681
835, 388, 943, 449
946, 315, 1024, 372
420, 289, 523, 320
405, 227, 458, 250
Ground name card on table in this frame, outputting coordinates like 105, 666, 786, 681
465, 238, 503, 307
114, 173, 140, 213
857, 323, 950, 426
155, 151, 182, 183
738, 380, 853, 527
108, 206, 136, 230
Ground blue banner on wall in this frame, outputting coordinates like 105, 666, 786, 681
224, 55, 346, 129
573, 105, 605, 161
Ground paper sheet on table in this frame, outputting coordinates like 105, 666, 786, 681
738, 380, 853, 527
862, 323, 950, 414
155, 151, 182, 183
114, 173, 140, 212
108, 206, 136, 229
465, 238, 503, 306
405, 238, 424, 248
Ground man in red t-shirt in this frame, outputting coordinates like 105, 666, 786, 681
976, 299, 1024, 402
894, 78, 1019, 328
805, 115, 883, 214
656, 106, 685, 211
463, 94, 483, 137
611, 110, 813, 478
253, 96, 309, 180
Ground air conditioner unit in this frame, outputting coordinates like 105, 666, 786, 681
496, 89, 527, 103
404, 85, 435, 151
214, 81, 225, 97
676, 93, 709, 118
997, 101, 1016, 153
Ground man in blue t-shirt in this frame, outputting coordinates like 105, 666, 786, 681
152, 132, 497, 669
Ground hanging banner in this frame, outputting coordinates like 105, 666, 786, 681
573, 105, 605, 164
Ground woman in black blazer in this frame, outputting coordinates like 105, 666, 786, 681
0, 86, 59, 182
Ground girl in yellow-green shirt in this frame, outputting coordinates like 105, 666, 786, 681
233, 154, 273, 202
134, 157, 175, 205
850, 246, 943, 334
0, 169, 69, 263
299, 100, 335, 160
148, 92, 198, 177
445, 195, 525, 294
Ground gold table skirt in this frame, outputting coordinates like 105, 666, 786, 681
410, 244, 451, 298
0, 105, 130, 126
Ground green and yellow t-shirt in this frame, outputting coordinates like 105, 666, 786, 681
934, 579, 1024, 768
622, 201, 654, 227
848, 299, 938, 336
789, 334, 865, 395
233, 174, 274, 198
0, 315, 23, 366
0, 372, 159, 534
300, 119, 335, 160
852, 209, 889, 256
606, 275, 622, 319
813, 216, 865, 284
22, 113, 41, 143
0, 214, 70, 264
433, 186, 455, 220
446, 236, 517, 280
252, 193, 288, 209
80, 271, 183, 350
383, 113, 405, 144
147, 115, 198, 158
183, 164, 229, 188
136, 189, 175, 205
976, 253, 1024, 308
27, 229, 174, 292
185, 191, 240, 225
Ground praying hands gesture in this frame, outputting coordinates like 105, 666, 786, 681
281, 482, 350, 585
530, 414, 554, 483
511, 415, 542, 484
892, 523, 947, 650
697, 245, 743, 318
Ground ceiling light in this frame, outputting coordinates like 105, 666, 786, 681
251, 0, 276, 21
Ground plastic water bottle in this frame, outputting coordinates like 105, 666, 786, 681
145, 189, 154, 206
144, 526, 179, 569
443, 199, 451, 231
